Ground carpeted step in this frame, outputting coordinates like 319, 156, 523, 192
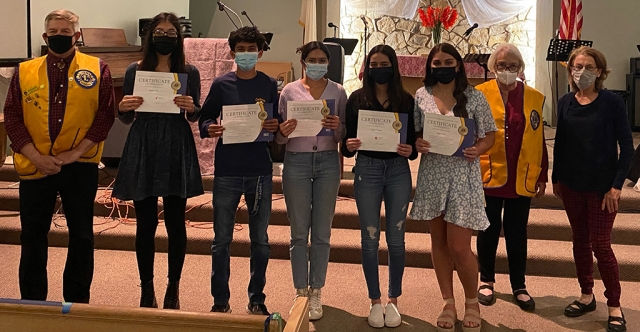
2, 162, 640, 212
2, 182, 640, 245
1, 211, 639, 282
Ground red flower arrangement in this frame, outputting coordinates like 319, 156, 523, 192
418, 5, 458, 44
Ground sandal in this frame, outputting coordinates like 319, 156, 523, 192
436, 298, 457, 332
478, 284, 495, 306
462, 298, 482, 332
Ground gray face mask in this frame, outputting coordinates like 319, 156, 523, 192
572, 68, 597, 90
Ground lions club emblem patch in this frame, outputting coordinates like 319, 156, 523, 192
74, 69, 97, 89
530, 110, 540, 130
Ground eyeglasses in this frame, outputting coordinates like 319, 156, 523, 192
153, 29, 178, 38
571, 65, 598, 72
496, 64, 520, 73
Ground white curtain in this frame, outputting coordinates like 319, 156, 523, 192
461, 0, 535, 27
344, 0, 420, 19
300, 0, 317, 43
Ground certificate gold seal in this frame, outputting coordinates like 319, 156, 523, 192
392, 120, 402, 131
258, 110, 268, 120
171, 80, 181, 91
458, 125, 469, 136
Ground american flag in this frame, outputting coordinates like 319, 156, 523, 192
560, 0, 583, 40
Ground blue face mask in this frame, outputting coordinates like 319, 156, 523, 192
234, 52, 258, 71
305, 63, 328, 81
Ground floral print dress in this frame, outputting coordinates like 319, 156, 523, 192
409, 86, 498, 231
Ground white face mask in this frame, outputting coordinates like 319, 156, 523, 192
496, 70, 517, 86
572, 68, 597, 91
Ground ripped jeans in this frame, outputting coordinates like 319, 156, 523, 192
354, 154, 412, 300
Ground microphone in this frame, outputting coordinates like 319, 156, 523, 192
241, 11, 256, 27
554, 29, 560, 39
360, 15, 368, 27
328, 22, 337, 28
463, 23, 478, 37
217, 1, 225, 11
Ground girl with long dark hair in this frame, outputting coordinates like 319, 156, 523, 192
112, 12, 203, 309
410, 43, 497, 332
341, 44, 417, 328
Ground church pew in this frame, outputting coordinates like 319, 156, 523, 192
0, 299, 282, 332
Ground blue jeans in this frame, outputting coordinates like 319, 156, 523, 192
354, 154, 411, 300
211, 175, 272, 305
283, 150, 341, 289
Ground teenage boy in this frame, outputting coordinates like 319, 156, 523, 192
199, 26, 279, 315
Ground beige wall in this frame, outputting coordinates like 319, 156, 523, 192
581, 1, 640, 90
204, 0, 305, 79
30, 0, 190, 54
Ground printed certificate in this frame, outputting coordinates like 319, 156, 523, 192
357, 110, 408, 153
221, 103, 274, 144
422, 113, 476, 157
287, 99, 336, 138
133, 71, 187, 114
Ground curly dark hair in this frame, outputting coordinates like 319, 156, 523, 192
228, 26, 266, 52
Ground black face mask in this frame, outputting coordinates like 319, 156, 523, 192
47, 34, 75, 54
431, 66, 457, 84
153, 36, 178, 55
368, 67, 394, 84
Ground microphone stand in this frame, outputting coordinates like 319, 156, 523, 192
361, 16, 368, 55
241, 11, 255, 26
217, 1, 243, 29
241, 10, 271, 51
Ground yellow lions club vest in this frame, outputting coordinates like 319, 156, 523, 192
15, 52, 103, 180
476, 80, 545, 197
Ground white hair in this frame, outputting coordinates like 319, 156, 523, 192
44, 10, 80, 33
487, 43, 525, 73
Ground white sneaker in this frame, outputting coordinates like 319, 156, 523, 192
368, 303, 385, 328
308, 288, 323, 321
290, 288, 308, 314
384, 303, 401, 327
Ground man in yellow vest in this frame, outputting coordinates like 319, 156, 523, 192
3, 9, 115, 303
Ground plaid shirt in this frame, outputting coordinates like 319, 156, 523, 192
3, 50, 115, 153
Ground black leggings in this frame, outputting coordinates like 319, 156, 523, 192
477, 195, 531, 291
134, 196, 187, 283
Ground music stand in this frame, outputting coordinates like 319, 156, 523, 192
261, 32, 273, 51
546, 39, 593, 125
462, 54, 491, 81
322, 38, 358, 56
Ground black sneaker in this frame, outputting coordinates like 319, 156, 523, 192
210, 303, 231, 313
246, 302, 270, 315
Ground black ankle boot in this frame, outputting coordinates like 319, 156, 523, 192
163, 281, 180, 309
140, 280, 158, 308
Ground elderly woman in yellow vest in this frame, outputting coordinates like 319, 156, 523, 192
475, 43, 548, 311
3, 9, 115, 303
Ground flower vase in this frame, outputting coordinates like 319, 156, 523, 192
432, 25, 442, 45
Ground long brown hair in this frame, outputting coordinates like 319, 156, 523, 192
423, 43, 469, 118
139, 12, 186, 73
362, 44, 407, 113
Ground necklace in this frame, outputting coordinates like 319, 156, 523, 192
56, 60, 66, 70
